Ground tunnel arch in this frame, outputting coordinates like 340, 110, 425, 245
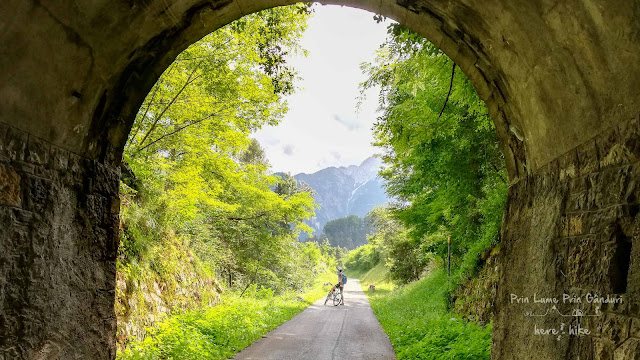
6, 0, 640, 181
1, 0, 639, 359
94, 0, 526, 179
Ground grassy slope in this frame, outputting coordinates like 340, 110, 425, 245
118, 272, 335, 360
349, 262, 394, 290
354, 263, 491, 359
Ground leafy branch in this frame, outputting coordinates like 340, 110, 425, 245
135, 61, 204, 151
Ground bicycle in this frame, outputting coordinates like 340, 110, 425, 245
324, 283, 343, 306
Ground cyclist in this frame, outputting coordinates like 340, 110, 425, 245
333, 267, 346, 305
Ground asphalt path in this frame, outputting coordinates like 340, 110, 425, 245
233, 279, 396, 360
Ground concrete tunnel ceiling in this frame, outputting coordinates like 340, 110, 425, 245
1, 0, 638, 181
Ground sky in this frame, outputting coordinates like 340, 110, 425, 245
253, 5, 390, 175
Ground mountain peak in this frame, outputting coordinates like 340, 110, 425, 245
360, 156, 379, 167
288, 157, 390, 238
339, 157, 382, 184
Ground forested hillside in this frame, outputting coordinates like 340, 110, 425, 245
313, 214, 374, 249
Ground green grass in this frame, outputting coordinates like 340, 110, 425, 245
118, 272, 334, 360
349, 262, 395, 295
365, 268, 491, 359
119, 265, 491, 360
350, 262, 392, 286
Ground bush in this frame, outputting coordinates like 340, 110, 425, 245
344, 244, 380, 271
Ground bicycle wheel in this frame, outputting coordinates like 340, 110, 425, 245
333, 291, 342, 306
324, 292, 331, 306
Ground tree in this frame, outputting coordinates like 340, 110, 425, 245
119, 5, 319, 293
321, 215, 372, 250
126, 4, 312, 159
360, 24, 507, 273
239, 139, 269, 166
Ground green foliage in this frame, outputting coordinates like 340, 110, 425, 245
118, 272, 334, 360
114, 6, 344, 353
119, 5, 319, 296
273, 172, 299, 197
360, 24, 507, 280
347, 240, 491, 358
115, 226, 221, 352
344, 243, 380, 271
118, 184, 170, 262
320, 214, 373, 249
127, 4, 312, 159
347, 207, 428, 284
367, 269, 491, 359
273, 172, 314, 198
348, 262, 392, 290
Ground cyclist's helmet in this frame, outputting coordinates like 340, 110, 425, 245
338, 267, 343, 272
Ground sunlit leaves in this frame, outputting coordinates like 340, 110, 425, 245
120, 5, 318, 292
118, 272, 335, 360
360, 24, 506, 267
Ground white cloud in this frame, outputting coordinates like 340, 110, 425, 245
253, 5, 390, 175
332, 114, 361, 131
260, 133, 281, 146
283, 144, 295, 156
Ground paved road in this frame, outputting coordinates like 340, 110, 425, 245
234, 279, 396, 360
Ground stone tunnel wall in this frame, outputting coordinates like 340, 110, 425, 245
493, 114, 640, 359
0, 95, 637, 359
0, 121, 119, 359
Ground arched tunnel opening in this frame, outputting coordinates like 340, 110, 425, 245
113, 5, 508, 357
0, 0, 639, 359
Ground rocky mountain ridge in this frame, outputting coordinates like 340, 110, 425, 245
291, 157, 390, 238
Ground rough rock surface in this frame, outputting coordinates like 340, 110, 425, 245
494, 115, 640, 359
453, 246, 501, 325
115, 262, 222, 351
0, 123, 120, 359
